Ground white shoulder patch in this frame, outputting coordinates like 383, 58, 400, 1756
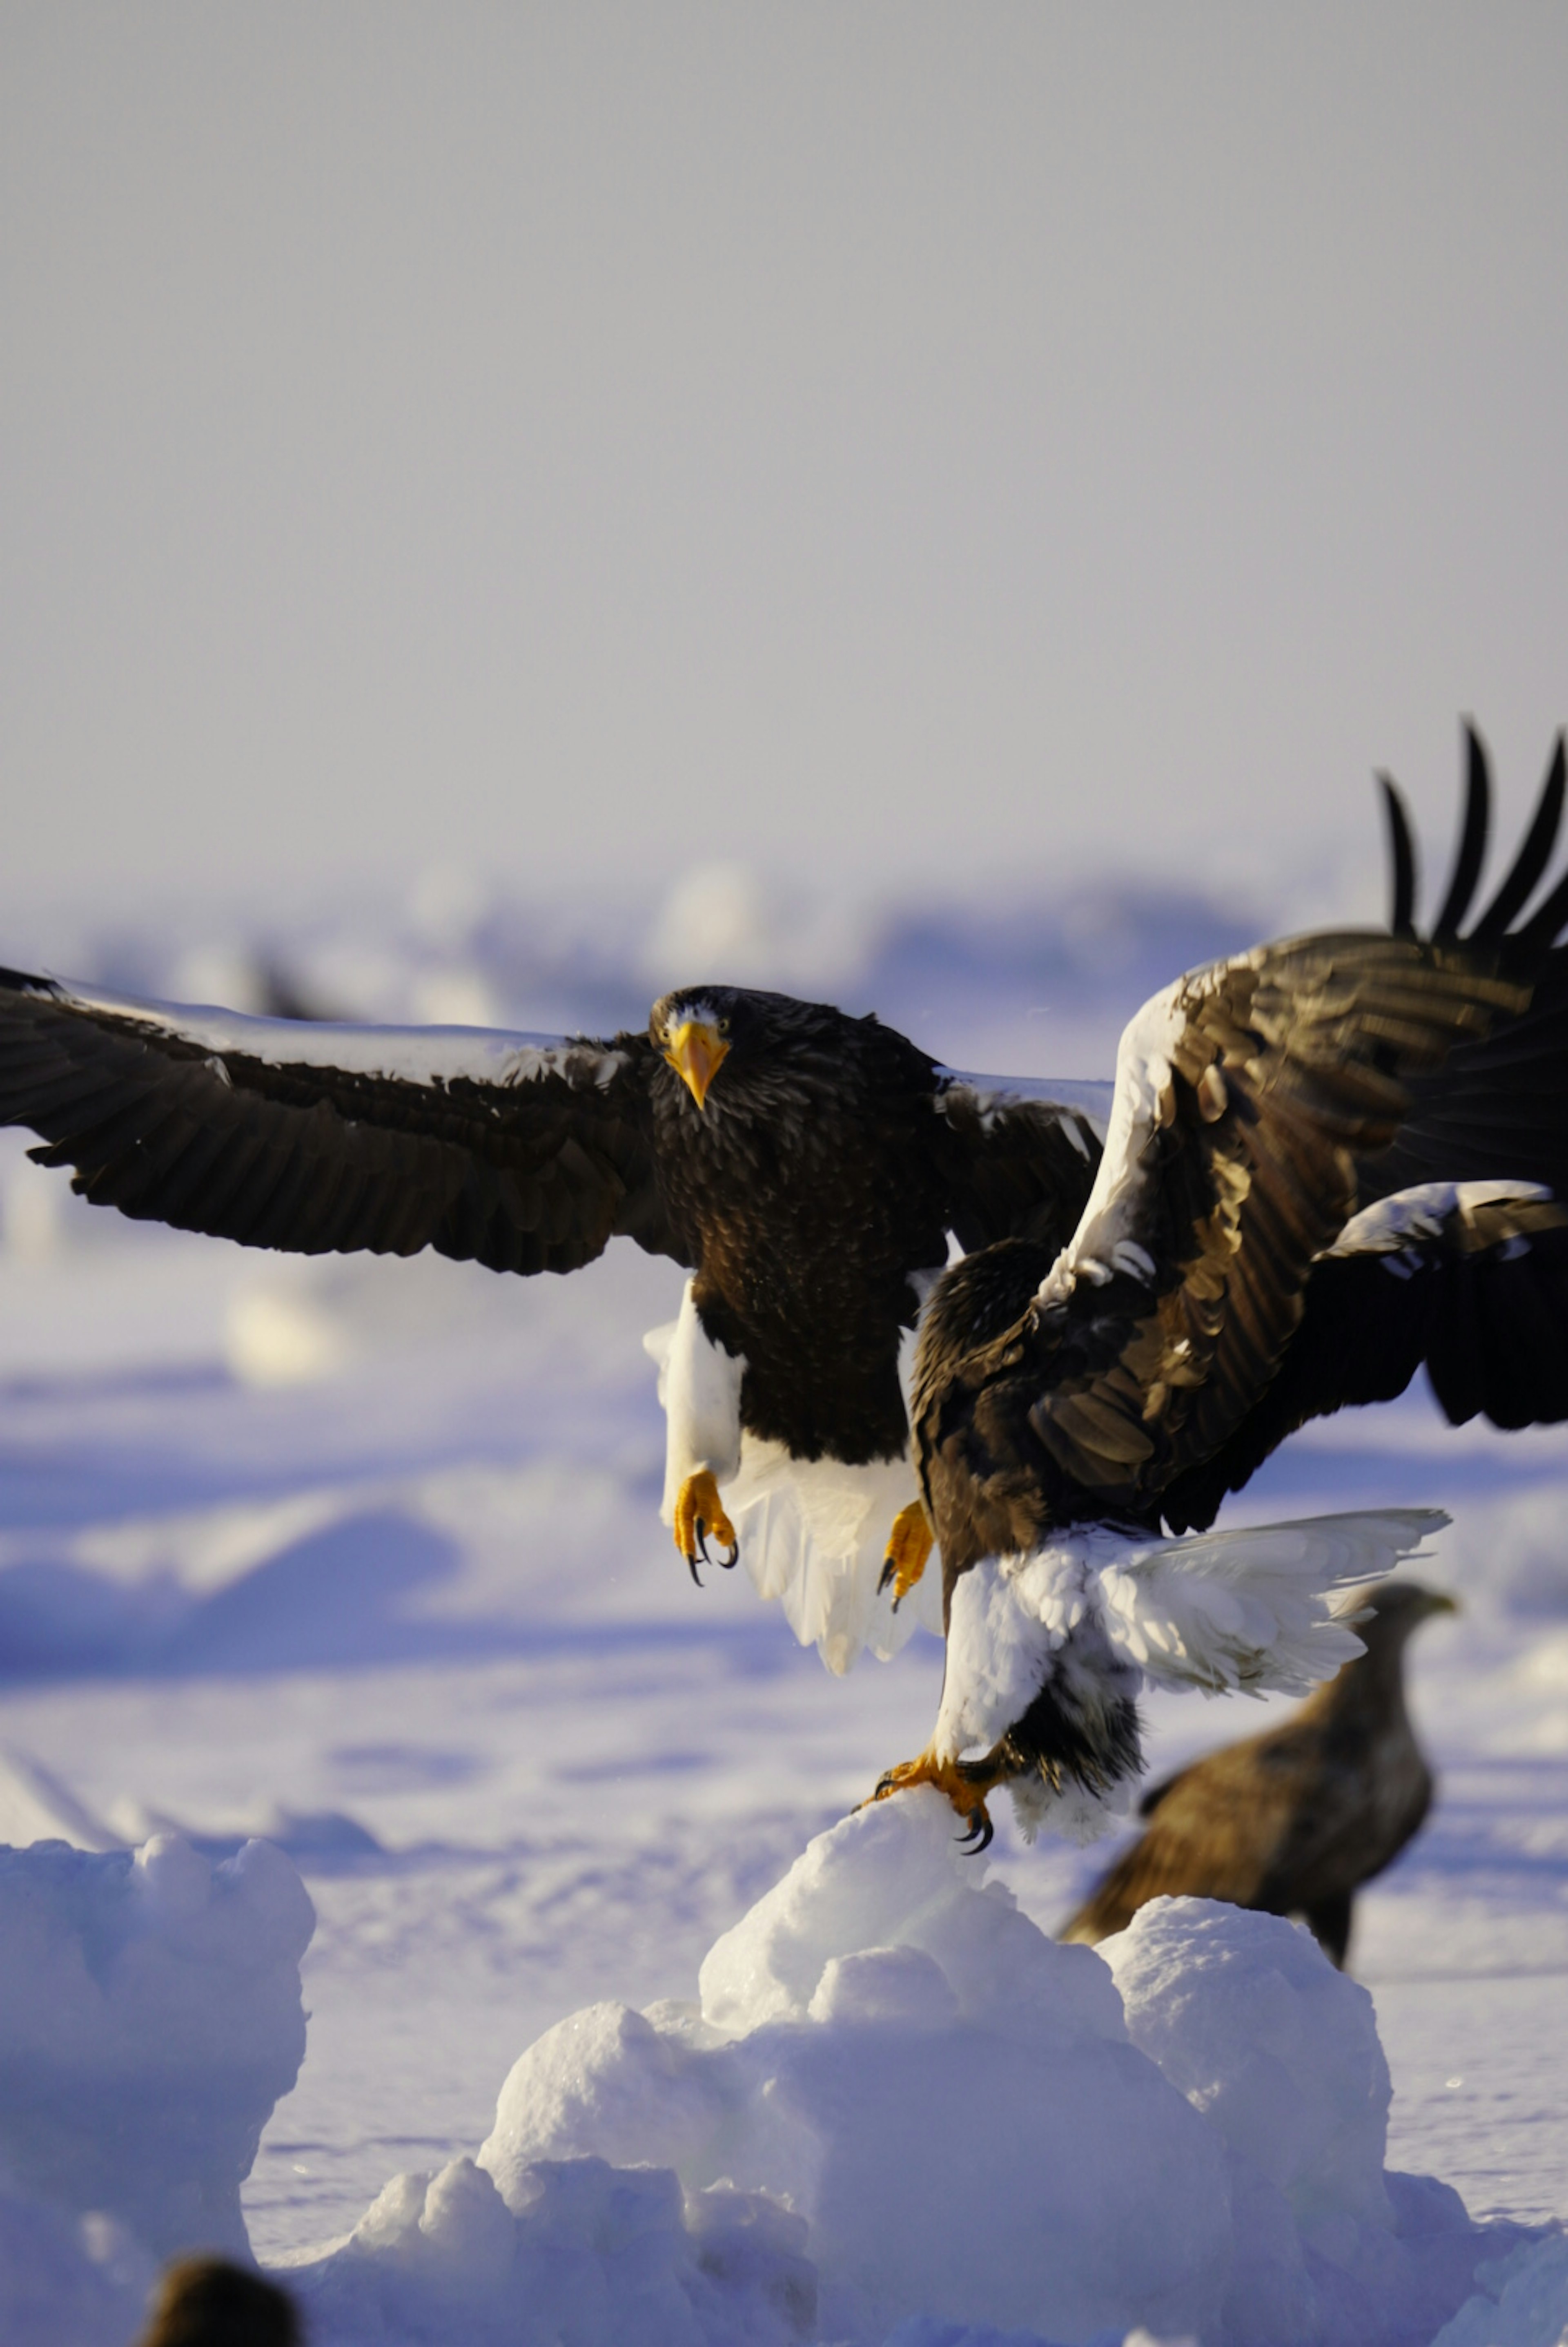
1036, 983, 1187, 1307
49, 978, 628, 1093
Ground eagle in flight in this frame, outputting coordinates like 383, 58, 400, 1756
0, 925, 1105, 1671
870, 728, 1568, 1845
0, 726, 1564, 1739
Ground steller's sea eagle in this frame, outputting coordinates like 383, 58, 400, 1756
0, 956, 1107, 1670
1058, 1579, 1456, 1966
868, 728, 1568, 1844
0, 727, 1563, 1687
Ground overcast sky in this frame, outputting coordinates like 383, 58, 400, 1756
3, 5, 1566, 923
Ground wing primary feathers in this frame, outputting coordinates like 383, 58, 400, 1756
1511, 736, 1568, 947
1379, 775, 1418, 938
1472, 730, 1567, 941
1431, 722, 1492, 942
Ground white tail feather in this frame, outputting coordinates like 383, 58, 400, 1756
644, 1306, 942, 1675
1097, 1508, 1448, 1698
722, 1438, 941, 1673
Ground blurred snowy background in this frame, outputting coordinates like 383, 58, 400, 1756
3, 1, 1568, 2305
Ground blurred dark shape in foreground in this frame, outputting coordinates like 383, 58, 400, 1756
136, 2256, 299, 2347
1060, 1581, 1457, 1968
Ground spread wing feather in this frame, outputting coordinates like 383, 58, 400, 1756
1358, 732, 1568, 1202
1018, 734, 1568, 1508
1160, 1183, 1568, 1531
1022, 933, 1530, 1503
0, 974, 677, 1274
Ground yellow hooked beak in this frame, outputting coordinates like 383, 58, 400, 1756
663, 1018, 730, 1109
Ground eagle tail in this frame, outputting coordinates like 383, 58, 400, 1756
1095, 1508, 1447, 1699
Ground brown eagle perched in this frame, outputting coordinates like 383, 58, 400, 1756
869, 727, 1568, 1845
0, 964, 1103, 1671
1058, 1580, 1457, 1967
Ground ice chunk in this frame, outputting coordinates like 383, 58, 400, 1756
294, 2153, 817, 2347
1429, 2233, 1568, 2346
0, 1832, 313, 2260
481, 2000, 727, 2176
695, 1787, 1127, 2046
1103, 1898, 1394, 2242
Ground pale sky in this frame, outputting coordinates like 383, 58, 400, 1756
3, 4, 1566, 919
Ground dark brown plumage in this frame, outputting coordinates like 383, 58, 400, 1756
1058, 1580, 1456, 1966
0, 969, 1101, 1573
136, 2256, 299, 2347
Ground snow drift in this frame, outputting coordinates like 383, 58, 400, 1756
287, 1792, 1513, 2347
0, 1832, 313, 2264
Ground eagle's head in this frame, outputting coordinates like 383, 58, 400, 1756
649, 986, 853, 1111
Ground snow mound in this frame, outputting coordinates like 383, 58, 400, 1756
0, 1832, 313, 2266
1430, 2233, 1568, 2346
293, 1792, 1507, 2346
1102, 1898, 1494, 2347
479, 1793, 1226, 2344
292, 2153, 817, 2347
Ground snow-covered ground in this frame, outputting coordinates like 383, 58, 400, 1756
1, 881, 1567, 2341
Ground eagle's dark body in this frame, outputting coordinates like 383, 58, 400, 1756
647, 995, 955, 1466
1060, 1581, 1452, 1966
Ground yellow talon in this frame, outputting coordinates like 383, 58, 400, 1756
860, 1745, 1004, 1852
673, 1470, 737, 1583
878, 1501, 933, 1609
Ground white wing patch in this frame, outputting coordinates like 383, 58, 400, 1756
41, 978, 629, 1092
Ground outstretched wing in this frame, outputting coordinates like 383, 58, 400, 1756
0, 973, 677, 1274
1160, 1181, 1568, 1531
1019, 740, 1568, 1509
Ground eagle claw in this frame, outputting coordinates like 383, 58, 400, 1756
673, 1471, 739, 1589
862, 1747, 1001, 1856
879, 1502, 934, 1611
